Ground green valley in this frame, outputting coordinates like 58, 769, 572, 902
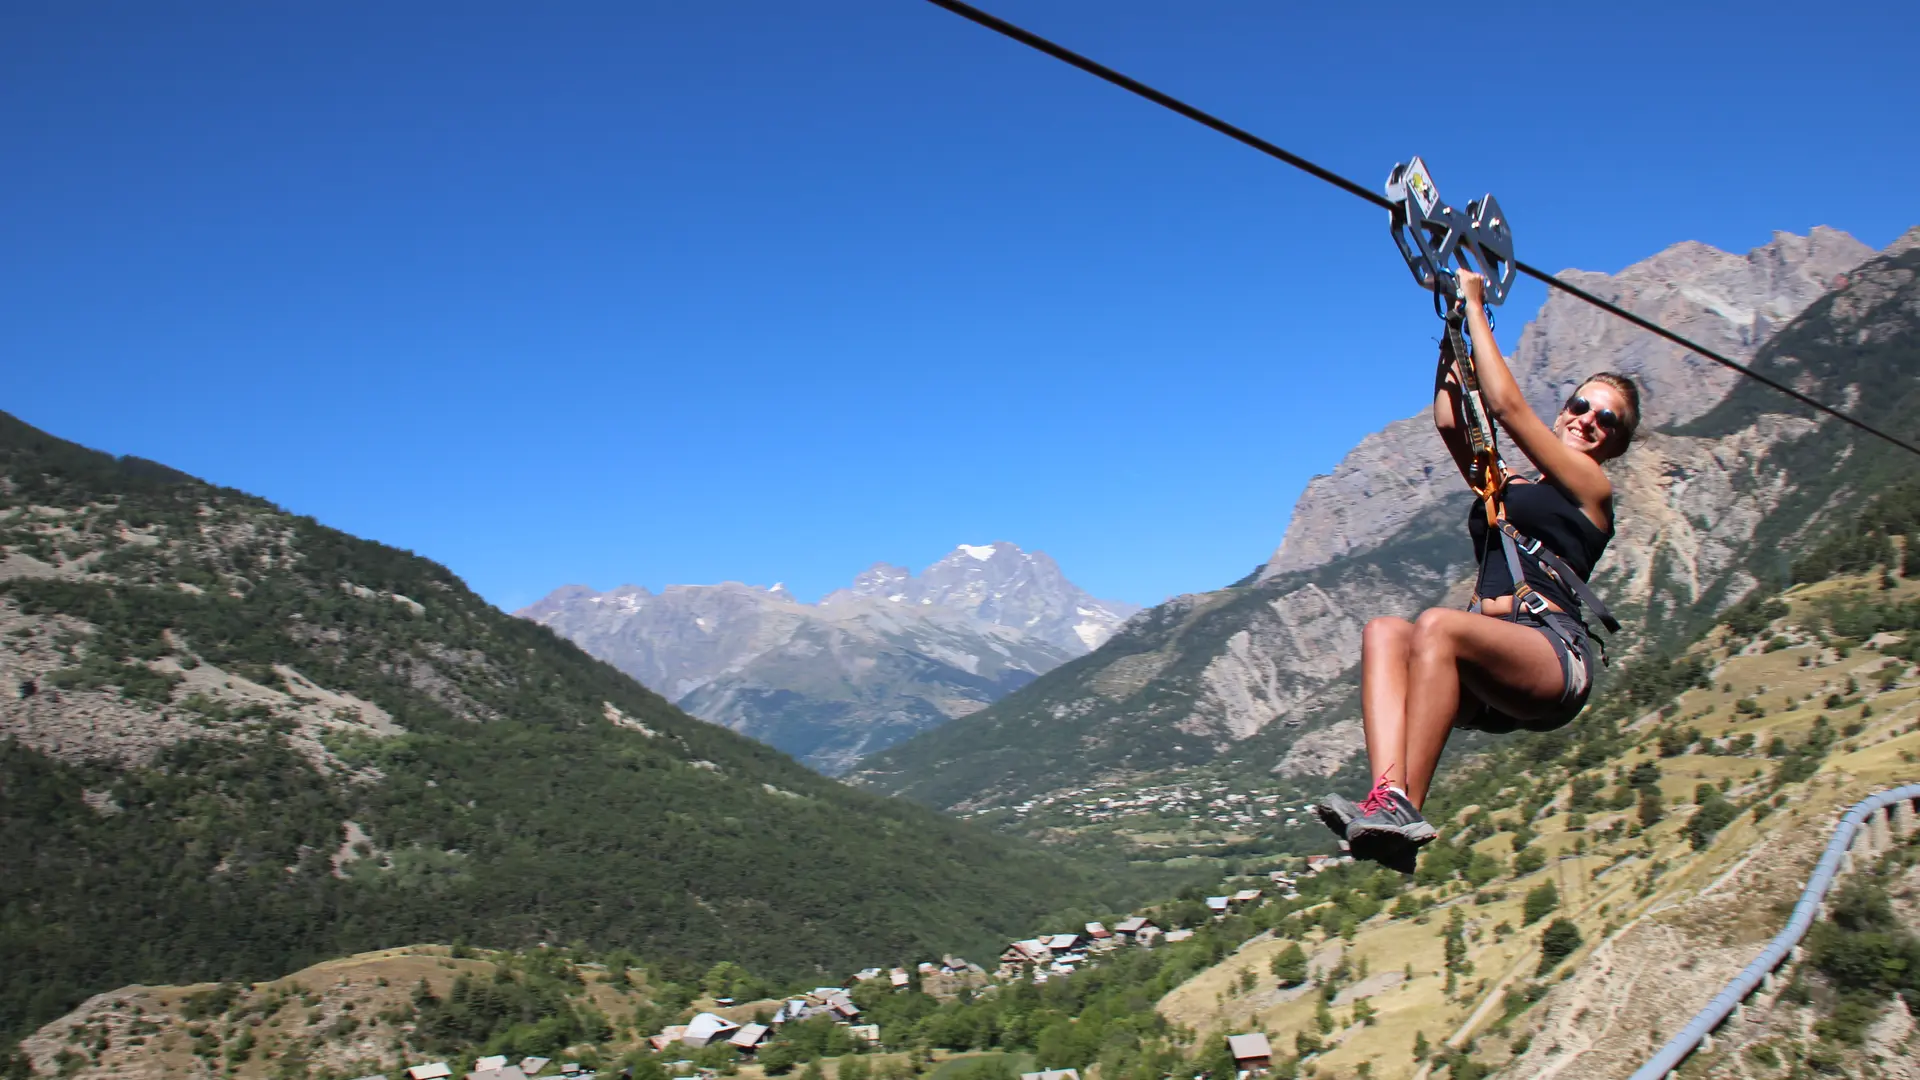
0, 412, 1134, 1045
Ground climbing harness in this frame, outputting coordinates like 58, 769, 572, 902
1387, 158, 1621, 641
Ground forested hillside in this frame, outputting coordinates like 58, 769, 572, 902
0, 412, 1121, 1042
24, 537, 1920, 1079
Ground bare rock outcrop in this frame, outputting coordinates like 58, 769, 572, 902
1263, 228, 1874, 580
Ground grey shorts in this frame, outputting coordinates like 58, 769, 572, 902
1457, 608, 1594, 734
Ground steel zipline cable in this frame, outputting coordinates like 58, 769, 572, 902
921, 0, 1920, 460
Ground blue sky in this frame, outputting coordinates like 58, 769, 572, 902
4, 1, 1915, 611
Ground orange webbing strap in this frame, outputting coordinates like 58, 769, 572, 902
1442, 308, 1507, 525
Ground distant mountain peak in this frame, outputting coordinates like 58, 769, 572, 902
517, 542, 1138, 772
823, 541, 1138, 654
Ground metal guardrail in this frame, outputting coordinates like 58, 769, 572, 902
1627, 783, 1920, 1080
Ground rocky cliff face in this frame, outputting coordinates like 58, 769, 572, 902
1261, 227, 1873, 580
518, 544, 1136, 774
856, 228, 1909, 812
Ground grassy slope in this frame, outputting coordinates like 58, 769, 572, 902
1149, 568, 1920, 1079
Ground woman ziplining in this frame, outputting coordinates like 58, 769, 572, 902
1314, 268, 1639, 868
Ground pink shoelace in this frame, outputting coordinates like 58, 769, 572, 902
1358, 770, 1399, 816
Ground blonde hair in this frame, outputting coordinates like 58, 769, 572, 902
1583, 372, 1641, 453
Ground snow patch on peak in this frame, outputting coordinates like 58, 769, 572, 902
958, 544, 997, 561
1073, 621, 1106, 651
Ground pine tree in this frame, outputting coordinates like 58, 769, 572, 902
1270, 943, 1308, 986
1537, 919, 1584, 975
1522, 882, 1559, 926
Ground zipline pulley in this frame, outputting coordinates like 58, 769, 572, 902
1386, 158, 1513, 506
1385, 157, 1515, 309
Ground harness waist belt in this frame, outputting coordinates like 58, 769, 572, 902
1494, 520, 1621, 635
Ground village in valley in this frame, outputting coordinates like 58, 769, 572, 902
388, 861, 1346, 1080
970, 778, 1325, 841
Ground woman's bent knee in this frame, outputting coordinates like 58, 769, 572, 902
1364, 616, 1412, 644
1410, 608, 1463, 658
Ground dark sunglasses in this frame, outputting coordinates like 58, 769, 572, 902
1563, 395, 1621, 432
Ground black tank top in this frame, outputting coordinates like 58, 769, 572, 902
1466, 479, 1612, 615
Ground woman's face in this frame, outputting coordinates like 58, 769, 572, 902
1555, 381, 1631, 459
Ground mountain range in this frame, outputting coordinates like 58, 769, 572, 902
852, 225, 1920, 814
517, 542, 1138, 773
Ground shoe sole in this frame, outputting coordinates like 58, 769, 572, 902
1346, 821, 1437, 870
1347, 819, 1437, 846
1312, 801, 1352, 840
1346, 829, 1422, 874
1364, 844, 1418, 874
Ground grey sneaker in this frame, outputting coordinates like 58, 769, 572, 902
1346, 785, 1438, 850
1313, 793, 1362, 840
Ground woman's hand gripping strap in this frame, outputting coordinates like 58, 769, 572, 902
1443, 306, 1507, 525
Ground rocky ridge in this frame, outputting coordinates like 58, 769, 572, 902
853, 227, 1911, 813
1262, 227, 1873, 580
518, 543, 1136, 774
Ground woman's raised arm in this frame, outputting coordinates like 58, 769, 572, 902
1432, 347, 1477, 486
1456, 271, 1613, 522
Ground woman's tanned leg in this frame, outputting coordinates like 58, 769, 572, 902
1361, 616, 1415, 789
1402, 609, 1565, 807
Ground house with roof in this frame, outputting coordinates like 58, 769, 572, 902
519, 1059, 550, 1076
407, 1065, 453, 1080
997, 939, 1052, 976
468, 1067, 528, 1080
889, 967, 911, 988
1230, 889, 1262, 908
680, 1013, 741, 1049
1227, 1033, 1272, 1075
476, 1058, 509, 1074
1020, 1070, 1081, 1080
1111, 917, 1161, 945
1043, 932, 1084, 954
1205, 896, 1231, 917
1163, 928, 1195, 943
1083, 922, 1111, 941
849, 1024, 882, 1046
728, 1024, 772, 1053
649, 1025, 690, 1051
